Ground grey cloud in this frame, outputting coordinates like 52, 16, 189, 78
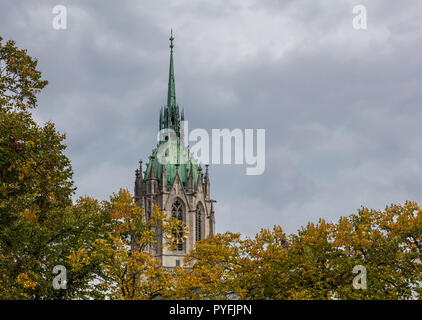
1, 0, 421, 236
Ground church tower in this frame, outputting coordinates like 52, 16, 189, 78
134, 31, 216, 268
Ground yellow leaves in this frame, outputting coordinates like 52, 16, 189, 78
169, 202, 422, 300
67, 248, 90, 272
165, 223, 190, 246
16, 272, 37, 289
18, 210, 38, 224
87, 189, 195, 299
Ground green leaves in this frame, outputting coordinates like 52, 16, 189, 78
0, 37, 47, 111
1, 36, 420, 300
166, 204, 422, 300
0, 36, 76, 299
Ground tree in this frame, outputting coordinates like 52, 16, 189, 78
1, 36, 420, 300
0, 36, 77, 299
333, 202, 421, 299
67, 189, 187, 300
0, 36, 47, 111
0, 37, 188, 299
164, 203, 421, 300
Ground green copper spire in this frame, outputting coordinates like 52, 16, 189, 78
142, 31, 200, 193
160, 30, 181, 137
167, 29, 176, 109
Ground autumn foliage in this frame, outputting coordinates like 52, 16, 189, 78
1, 37, 421, 300
166, 202, 421, 300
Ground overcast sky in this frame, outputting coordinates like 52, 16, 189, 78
1, 0, 422, 237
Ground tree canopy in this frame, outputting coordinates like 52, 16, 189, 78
0, 36, 420, 300
164, 202, 421, 300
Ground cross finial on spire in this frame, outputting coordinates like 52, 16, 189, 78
169, 29, 174, 51
167, 29, 176, 110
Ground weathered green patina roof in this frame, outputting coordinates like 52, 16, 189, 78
143, 31, 200, 191
143, 139, 200, 190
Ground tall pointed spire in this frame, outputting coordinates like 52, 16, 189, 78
167, 29, 176, 109
148, 155, 157, 180
204, 164, 210, 199
135, 160, 143, 200
161, 29, 182, 138
188, 162, 194, 193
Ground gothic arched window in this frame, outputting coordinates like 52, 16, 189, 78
171, 200, 184, 251
196, 205, 203, 242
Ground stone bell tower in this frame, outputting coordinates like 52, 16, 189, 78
134, 31, 216, 268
